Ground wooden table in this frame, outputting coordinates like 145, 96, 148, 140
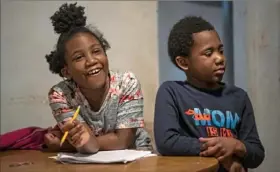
0, 150, 219, 172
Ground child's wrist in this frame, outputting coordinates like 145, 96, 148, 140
80, 135, 99, 154
234, 140, 247, 158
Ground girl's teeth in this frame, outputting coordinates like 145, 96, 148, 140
88, 69, 100, 75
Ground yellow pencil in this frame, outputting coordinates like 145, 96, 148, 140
60, 105, 81, 147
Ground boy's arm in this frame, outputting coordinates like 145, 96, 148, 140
235, 93, 265, 168
222, 156, 246, 172
154, 83, 201, 156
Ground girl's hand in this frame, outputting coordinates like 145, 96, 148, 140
62, 120, 91, 148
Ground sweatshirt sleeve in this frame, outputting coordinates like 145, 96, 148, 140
238, 93, 265, 168
154, 83, 201, 156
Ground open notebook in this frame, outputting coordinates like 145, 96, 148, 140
50, 149, 155, 164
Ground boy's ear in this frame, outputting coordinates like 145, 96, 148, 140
175, 56, 189, 71
61, 67, 71, 79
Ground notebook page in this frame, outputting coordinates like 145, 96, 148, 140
55, 149, 152, 164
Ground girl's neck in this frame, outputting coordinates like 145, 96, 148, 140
79, 77, 110, 112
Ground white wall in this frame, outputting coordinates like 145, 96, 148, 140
1, 1, 158, 133
157, 1, 224, 84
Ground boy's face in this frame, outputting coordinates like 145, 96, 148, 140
177, 30, 226, 88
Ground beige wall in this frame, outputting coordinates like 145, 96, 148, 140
244, 1, 280, 171
234, 1, 280, 171
1, 1, 158, 133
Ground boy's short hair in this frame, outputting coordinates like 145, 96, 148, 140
168, 16, 215, 68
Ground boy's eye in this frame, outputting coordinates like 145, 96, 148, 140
219, 48, 224, 54
204, 50, 213, 57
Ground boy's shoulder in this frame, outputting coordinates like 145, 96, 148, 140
158, 81, 249, 98
223, 84, 248, 99
156, 81, 186, 98
158, 80, 184, 90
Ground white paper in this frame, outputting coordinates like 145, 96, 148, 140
51, 149, 154, 164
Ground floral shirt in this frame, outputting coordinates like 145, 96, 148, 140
48, 70, 152, 150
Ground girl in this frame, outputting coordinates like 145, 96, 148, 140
44, 2, 152, 153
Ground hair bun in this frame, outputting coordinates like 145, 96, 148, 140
50, 2, 87, 34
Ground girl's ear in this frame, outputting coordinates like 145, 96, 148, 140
61, 67, 71, 79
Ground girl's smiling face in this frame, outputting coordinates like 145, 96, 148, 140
63, 32, 109, 90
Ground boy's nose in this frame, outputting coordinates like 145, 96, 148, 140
215, 55, 225, 65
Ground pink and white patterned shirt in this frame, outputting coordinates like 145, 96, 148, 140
48, 70, 152, 150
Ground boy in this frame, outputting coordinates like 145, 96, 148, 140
154, 16, 264, 172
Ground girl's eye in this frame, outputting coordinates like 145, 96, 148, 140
73, 55, 83, 61
92, 49, 101, 54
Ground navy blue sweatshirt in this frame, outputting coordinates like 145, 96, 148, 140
154, 81, 264, 171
